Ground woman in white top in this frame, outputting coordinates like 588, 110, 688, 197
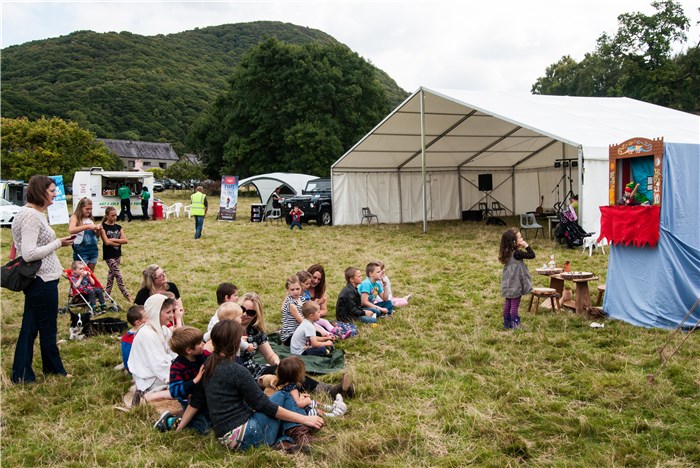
10, 175, 75, 383
127, 294, 178, 404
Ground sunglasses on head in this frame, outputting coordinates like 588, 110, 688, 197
241, 306, 256, 317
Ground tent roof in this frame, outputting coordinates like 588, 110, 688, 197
238, 172, 317, 204
332, 88, 700, 172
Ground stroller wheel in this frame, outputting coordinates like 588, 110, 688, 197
110, 304, 121, 313
58, 307, 68, 314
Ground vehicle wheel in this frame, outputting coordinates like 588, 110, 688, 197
318, 210, 332, 226
285, 214, 292, 225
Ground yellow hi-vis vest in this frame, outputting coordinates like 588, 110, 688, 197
190, 192, 206, 216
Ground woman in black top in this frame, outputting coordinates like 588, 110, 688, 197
180, 320, 323, 451
99, 206, 131, 302
134, 264, 184, 327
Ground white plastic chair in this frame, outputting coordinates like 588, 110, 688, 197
184, 205, 192, 218
582, 235, 606, 256
266, 208, 282, 224
164, 204, 176, 220
520, 213, 543, 238
172, 202, 183, 218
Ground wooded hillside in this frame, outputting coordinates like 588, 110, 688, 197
1, 22, 408, 153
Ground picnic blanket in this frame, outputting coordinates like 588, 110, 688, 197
254, 333, 346, 375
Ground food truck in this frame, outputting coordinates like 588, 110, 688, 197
72, 168, 154, 217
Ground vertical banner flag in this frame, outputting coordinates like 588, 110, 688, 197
219, 175, 239, 221
48, 175, 70, 225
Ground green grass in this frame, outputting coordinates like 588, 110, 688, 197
2, 194, 699, 466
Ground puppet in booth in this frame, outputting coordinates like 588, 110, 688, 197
617, 181, 649, 206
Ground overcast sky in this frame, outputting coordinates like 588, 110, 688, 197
2, 1, 698, 94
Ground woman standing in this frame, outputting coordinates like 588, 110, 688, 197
68, 197, 102, 273
134, 264, 184, 326
10, 175, 75, 383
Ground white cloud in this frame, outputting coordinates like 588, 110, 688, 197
2, 0, 698, 93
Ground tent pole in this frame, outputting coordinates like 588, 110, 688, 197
420, 88, 427, 233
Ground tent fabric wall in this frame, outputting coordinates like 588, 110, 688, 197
332, 88, 700, 232
604, 143, 700, 329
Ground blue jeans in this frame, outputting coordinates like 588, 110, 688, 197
303, 346, 330, 356
181, 401, 211, 435
363, 300, 394, 316
238, 390, 299, 449
194, 215, 204, 239
359, 315, 378, 324
12, 278, 66, 383
73, 239, 100, 265
290, 220, 302, 230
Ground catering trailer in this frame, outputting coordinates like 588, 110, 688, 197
72, 168, 154, 217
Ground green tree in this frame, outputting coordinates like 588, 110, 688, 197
146, 167, 165, 179
1, 116, 121, 181
164, 161, 206, 182
188, 38, 392, 178
532, 1, 699, 113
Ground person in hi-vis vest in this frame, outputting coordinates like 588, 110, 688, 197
190, 186, 208, 239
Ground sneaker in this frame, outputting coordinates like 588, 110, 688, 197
405, 293, 413, 302
154, 411, 174, 432
331, 394, 347, 416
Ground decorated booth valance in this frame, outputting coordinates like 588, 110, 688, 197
599, 205, 660, 247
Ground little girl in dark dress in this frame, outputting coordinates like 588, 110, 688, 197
498, 229, 535, 329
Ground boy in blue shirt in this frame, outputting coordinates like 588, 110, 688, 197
358, 262, 394, 317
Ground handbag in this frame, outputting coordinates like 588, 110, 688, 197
1, 256, 42, 292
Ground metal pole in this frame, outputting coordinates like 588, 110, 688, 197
420, 88, 427, 233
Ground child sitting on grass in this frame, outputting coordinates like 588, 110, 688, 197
280, 275, 305, 346
203, 302, 254, 355
375, 260, 412, 308
204, 282, 239, 342
298, 270, 351, 340
290, 302, 335, 356
121, 305, 146, 373
336, 266, 377, 324
68, 260, 108, 313
275, 356, 347, 417
359, 262, 393, 317
154, 326, 212, 434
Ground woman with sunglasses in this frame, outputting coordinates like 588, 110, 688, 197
134, 264, 185, 327
238, 293, 354, 399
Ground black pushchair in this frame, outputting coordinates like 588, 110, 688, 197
554, 205, 592, 248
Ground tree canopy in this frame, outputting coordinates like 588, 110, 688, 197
532, 1, 699, 113
188, 38, 393, 178
1, 22, 407, 155
1, 116, 122, 181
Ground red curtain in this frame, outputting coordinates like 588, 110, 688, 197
599, 206, 660, 247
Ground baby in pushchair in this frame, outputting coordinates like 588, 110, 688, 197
65, 260, 118, 315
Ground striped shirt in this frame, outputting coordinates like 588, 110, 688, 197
280, 295, 305, 342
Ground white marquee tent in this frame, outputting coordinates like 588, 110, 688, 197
238, 172, 317, 206
331, 88, 700, 233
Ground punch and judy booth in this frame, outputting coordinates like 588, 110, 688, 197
600, 137, 700, 328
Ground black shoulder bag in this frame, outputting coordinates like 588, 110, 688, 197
1, 257, 42, 292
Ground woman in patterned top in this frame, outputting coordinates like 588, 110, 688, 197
10, 175, 75, 383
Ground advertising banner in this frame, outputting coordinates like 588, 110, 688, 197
47, 175, 70, 225
219, 175, 239, 221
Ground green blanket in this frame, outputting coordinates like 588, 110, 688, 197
253, 333, 345, 375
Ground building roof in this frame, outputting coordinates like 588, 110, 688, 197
98, 139, 179, 161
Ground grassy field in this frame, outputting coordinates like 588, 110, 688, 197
2, 193, 698, 467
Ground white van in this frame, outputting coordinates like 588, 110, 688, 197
72, 168, 154, 217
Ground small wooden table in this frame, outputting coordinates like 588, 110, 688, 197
547, 274, 599, 314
